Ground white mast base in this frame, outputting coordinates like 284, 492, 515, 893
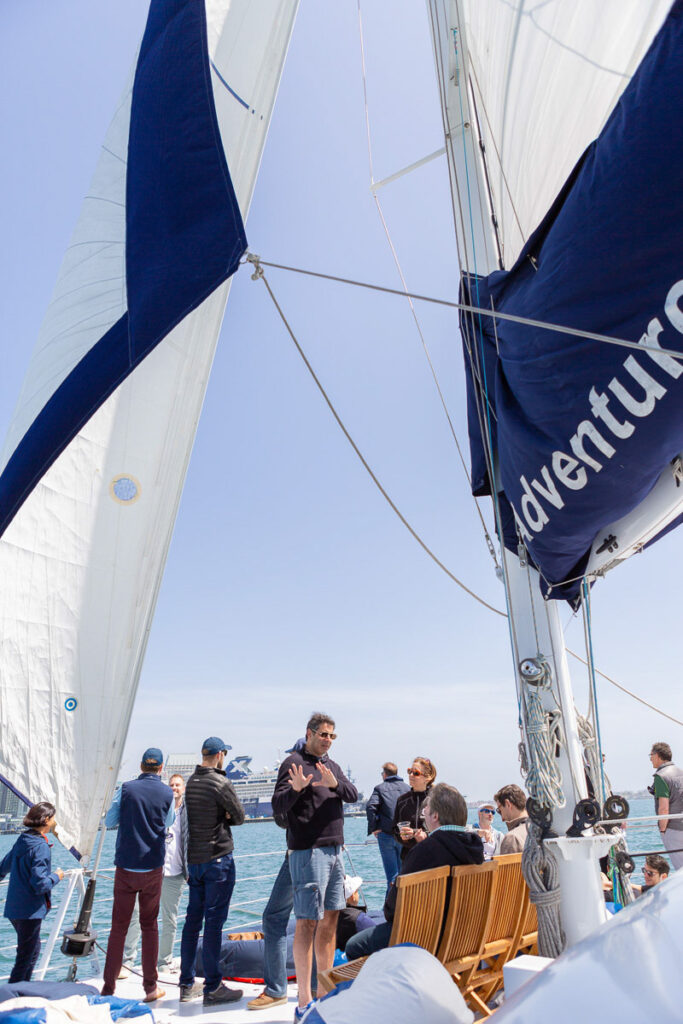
544, 834, 620, 946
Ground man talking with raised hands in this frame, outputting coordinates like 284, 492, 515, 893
272, 713, 357, 1022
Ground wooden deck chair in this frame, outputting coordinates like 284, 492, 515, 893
435, 861, 498, 998
317, 864, 451, 994
463, 853, 528, 1015
516, 893, 538, 955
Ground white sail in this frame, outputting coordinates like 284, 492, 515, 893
0, 0, 298, 860
445, 0, 671, 269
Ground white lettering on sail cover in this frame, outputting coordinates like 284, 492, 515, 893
512, 277, 683, 538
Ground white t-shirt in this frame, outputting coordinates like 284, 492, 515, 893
164, 804, 184, 876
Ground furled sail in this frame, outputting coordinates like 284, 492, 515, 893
0, 0, 298, 858
461, 3, 683, 600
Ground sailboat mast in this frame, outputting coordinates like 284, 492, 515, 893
427, 0, 611, 946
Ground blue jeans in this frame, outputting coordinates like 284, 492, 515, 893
376, 832, 403, 887
262, 857, 293, 998
344, 919, 392, 961
9, 919, 42, 982
180, 855, 235, 993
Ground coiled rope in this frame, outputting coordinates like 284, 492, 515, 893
519, 658, 566, 809
522, 823, 565, 957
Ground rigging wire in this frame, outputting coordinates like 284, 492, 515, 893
243, 258, 682, 731
566, 648, 683, 727
355, 0, 499, 571
243, 257, 683, 365
246, 257, 503, 618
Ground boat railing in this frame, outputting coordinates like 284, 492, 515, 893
0, 844, 388, 984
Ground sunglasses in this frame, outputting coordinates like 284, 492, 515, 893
314, 730, 337, 740
406, 768, 424, 776
479, 808, 495, 815
643, 868, 658, 877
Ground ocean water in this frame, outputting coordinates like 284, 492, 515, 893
0, 799, 661, 983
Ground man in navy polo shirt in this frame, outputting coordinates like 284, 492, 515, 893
101, 747, 174, 1002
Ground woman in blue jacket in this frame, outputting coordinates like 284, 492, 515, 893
0, 802, 64, 982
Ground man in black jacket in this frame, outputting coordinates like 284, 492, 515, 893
345, 783, 484, 961
272, 712, 357, 1020
178, 736, 245, 1006
366, 763, 409, 887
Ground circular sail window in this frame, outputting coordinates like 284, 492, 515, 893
110, 475, 141, 505
64, 697, 78, 712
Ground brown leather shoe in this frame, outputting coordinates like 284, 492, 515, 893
247, 990, 288, 1010
143, 988, 165, 1003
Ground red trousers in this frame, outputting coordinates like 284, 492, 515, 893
102, 866, 163, 996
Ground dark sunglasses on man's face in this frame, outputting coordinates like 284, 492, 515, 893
315, 730, 337, 740
480, 808, 495, 815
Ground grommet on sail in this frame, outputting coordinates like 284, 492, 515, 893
0, 0, 298, 859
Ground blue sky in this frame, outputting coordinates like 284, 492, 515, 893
1, 1, 681, 805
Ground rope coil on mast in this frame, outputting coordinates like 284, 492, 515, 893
518, 656, 566, 809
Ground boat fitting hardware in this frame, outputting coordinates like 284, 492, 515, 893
566, 798, 601, 837
519, 657, 546, 684
603, 794, 630, 822
526, 797, 558, 840
615, 849, 636, 875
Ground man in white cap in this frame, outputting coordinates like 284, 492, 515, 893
336, 876, 375, 953
474, 803, 503, 860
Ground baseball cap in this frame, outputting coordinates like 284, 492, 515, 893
141, 747, 163, 767
202, 736, 229, 755
343, 875, 363, 901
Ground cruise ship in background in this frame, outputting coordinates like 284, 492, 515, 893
165, 749, 365, 819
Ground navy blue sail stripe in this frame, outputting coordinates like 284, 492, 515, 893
462, 1, 683, 601
0, 0, 247, 539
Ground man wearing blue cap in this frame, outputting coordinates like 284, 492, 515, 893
101, 747, 174, 1002
179, 737, 245, 1006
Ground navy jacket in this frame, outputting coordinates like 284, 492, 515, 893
272, 750, 358, 850
115, 774, 173, 871
0, 831, 60, 920
366, 775, 410, 835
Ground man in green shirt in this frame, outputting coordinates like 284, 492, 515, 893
649, 742, 683, 870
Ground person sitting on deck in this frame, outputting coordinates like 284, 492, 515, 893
494, 784, 529, 854
635, 854, 670, 896
345, 783, 484, 961
470, 802, 504, 860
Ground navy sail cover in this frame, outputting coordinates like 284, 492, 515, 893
462, 2, 683, 601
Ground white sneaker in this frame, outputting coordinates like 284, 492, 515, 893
117, 966, 131, 980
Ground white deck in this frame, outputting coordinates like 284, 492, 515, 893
98, 970, 299, 1024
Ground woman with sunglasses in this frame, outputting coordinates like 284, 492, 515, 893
391, 757, 436, 860
0, 801, 64, 982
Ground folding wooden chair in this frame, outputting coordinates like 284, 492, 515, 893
317, 864, 451, 994
462, 853, 528, 1014
435, 860, 498, 1001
